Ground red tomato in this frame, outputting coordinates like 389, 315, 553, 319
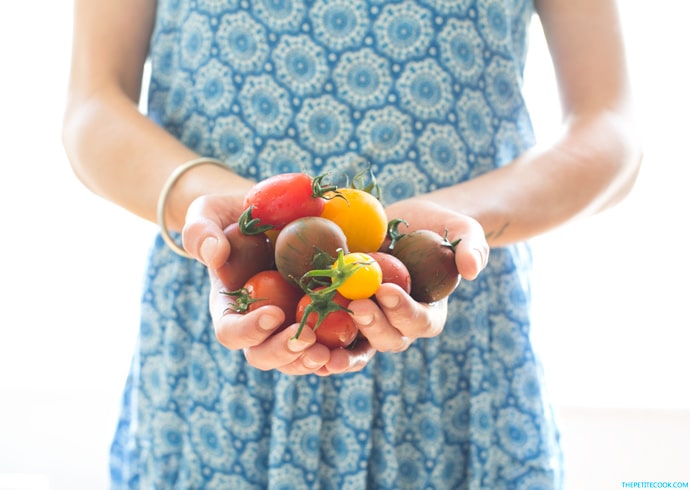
368, 251, 412, 294
241, 270, 304, 329
295, 290, 358, 349
243, 173, 332, 230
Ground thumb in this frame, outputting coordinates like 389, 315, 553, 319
452, 223, 489, 281
182, 195, 233, 268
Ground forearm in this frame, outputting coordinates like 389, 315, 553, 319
62, 88, 253, 232
423, 0, 643, 247
62, 0, 254, 233
408, 109, 641, 247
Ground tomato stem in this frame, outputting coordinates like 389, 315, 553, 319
385, 218, 409, 250
292, 287, 352, 339
220, 287, 267, 313
238, 206, 274, 235
442, 229, 462, 250
311, 173, 343, 201
291, 249, 364, 340
298, 249, 364, 296
348, 166, 382, 200
386, 219, 461, 251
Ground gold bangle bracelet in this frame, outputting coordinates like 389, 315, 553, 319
156, 157, 227, 259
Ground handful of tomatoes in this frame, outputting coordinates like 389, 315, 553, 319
221, 170, 461, 349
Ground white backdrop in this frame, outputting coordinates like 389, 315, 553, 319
0, 1, 688, 488
525, 2, 690, 409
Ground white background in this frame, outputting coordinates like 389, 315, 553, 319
0, 0, 688, 488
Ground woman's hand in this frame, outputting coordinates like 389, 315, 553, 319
384, 198, 489, 280
182, 193, 376, 375
183, 194, 488, 374
346, 198, 489, 352
348, 283, 449, 352
208, 270, 377, 375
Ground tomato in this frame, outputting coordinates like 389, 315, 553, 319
367, 251, 412, 294
264, 229, 280, 248
241, 270, 304, 329
243, 173, 336, 230
215, 222, 275, 291
295, 290, 358, 349
333, 252, 382, 300
320, 188, 388, 252
274, 216, 349, 284
390, 229, 460, 303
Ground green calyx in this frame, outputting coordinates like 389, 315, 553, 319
291, 249, 362, 340
221, 287, 266, 314
441, 229, 462, 250
311, 173, 342, 200
238, 206, 273, 235
385, 218, 409, 250
385, 218, 461, 251
346, 165, 382, 200
299, 249, 364, 296
292, 287, 350, 340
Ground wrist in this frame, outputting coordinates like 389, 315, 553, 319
158, 157, 250, 257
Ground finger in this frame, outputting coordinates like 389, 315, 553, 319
450, 220, 489, 281
211, 275, 286, 350
348, 287, 413, 352
376, 290, 447, 340
182, 196, 233, 268
318, 339, 376, 375
275, 343, 332, 375
356, 284, 447, 344
182, 219, 230, 269
213, 307, 286, 351
244, 324, 330, 372
350, 307, 411, 353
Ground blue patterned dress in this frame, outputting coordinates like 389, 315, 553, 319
110, 0, 563, 488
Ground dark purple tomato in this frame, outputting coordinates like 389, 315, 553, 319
215, 222, 274, 291
273, 216, 349, 284
389, 230, 459, 303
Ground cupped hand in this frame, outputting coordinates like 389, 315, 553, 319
347, 283, 448, 352
182, 193, 376, 375
384, 198, 489, 280
181, 193, 238, 270
181, 195, 488, 373
208, 269, 376, 375
342, 198, 489, 352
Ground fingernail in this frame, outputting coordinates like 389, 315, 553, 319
258, 314, 279, 331
378, 295, 400, 309
288, 337, 311, 352
303, 357, 323, 369
473, 248, 486, 270
354, 313, 374, 327
200, 237, 218, 265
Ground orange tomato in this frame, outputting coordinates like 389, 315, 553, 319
320, 188, 388, 252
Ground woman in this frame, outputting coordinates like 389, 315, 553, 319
62, 0, 641, 487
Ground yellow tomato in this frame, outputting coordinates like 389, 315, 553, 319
334, 252, 383, 300
321, 188, 388, 252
